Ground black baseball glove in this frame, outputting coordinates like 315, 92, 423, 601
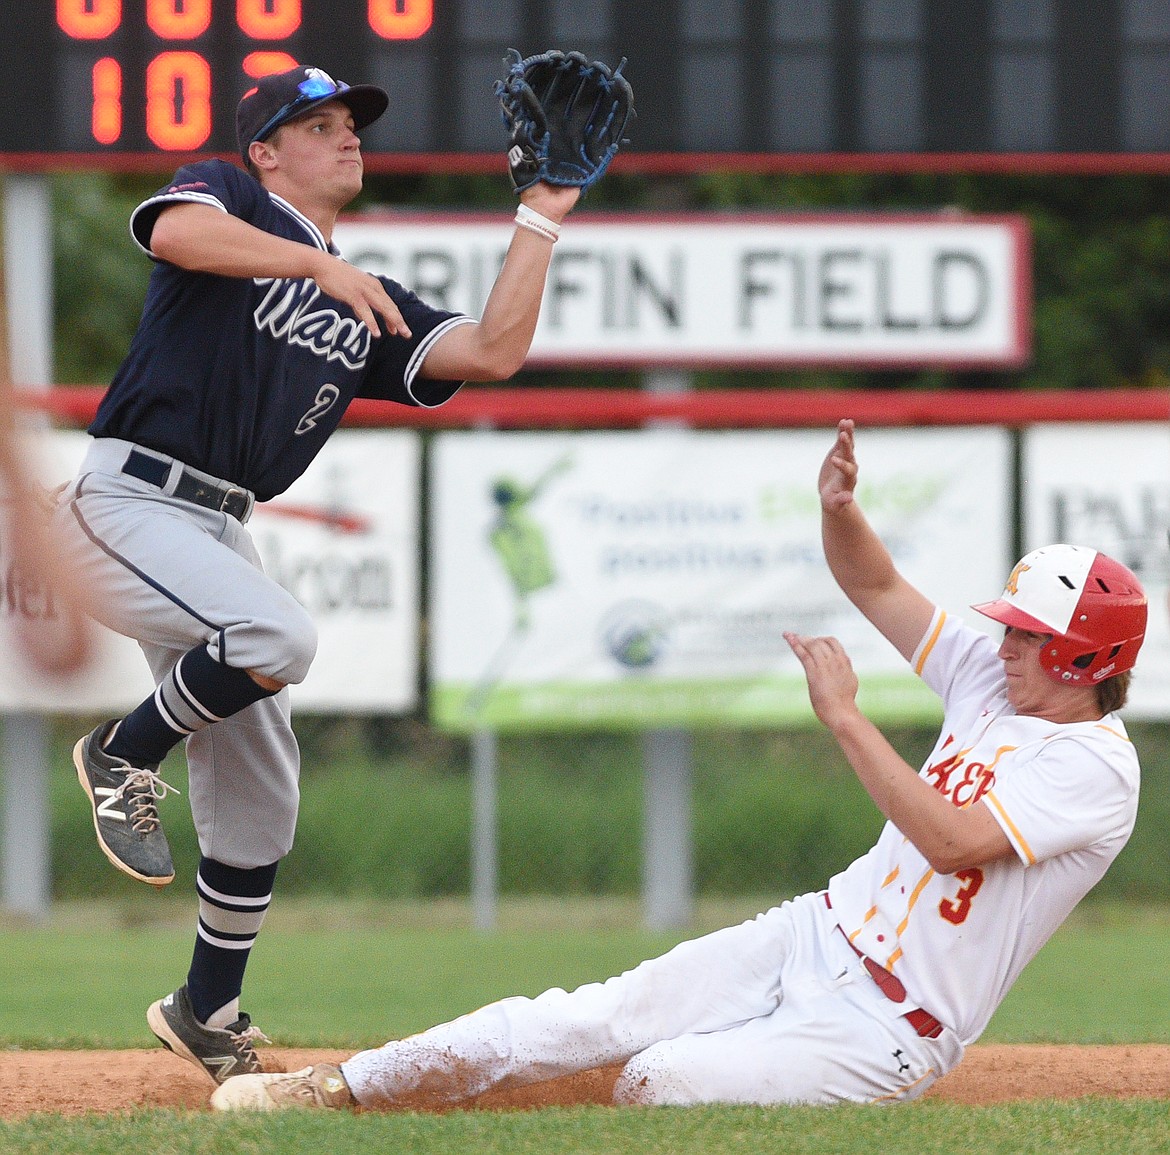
495, 49, 634, 194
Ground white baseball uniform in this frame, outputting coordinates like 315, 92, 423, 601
340, 608, 1139, 1107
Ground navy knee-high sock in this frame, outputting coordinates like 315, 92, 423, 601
104, 644, 278, 767
186, 856, 280, 1028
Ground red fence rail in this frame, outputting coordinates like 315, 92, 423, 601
19, 386, 1170, 430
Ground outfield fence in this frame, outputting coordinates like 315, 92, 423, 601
5, 386, 1168, 924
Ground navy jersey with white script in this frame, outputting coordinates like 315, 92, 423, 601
89, 159, 470, 501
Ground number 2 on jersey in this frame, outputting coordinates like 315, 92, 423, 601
296, 384, 340, 434
939, 867, 984, 925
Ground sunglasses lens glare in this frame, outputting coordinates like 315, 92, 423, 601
298, 75, 340, 100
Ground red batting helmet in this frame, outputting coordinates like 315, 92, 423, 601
972, 544, 1147, 685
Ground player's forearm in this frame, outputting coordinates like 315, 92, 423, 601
432, 226, 556, 380
428, 183, 581, 379
821, 497, 935, 663
822, 500, 899, 609
150, 205, 333, 283
828, 709, 1004, 874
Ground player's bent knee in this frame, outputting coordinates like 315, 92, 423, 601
283, 630, 318, 684
265, 611, 318, 685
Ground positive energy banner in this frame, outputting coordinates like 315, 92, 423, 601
429, 427, 1013, 731
0, 430, 423, 713
1022, 422, 1170, 719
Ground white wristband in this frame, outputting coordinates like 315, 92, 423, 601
515, 203, 561, 242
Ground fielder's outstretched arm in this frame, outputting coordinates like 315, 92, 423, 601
818, 419, 935, 662
420, 184, 581, 382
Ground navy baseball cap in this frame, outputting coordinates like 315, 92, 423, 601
236, 65, 389, 159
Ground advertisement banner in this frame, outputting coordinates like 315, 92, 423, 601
0, 431, 422, 713
1022, 422, 1170, 719
336, 213, 1031, 369
429, 428, 1012, 731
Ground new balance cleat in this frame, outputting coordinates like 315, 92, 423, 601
74, 720, 177, 886
210, 1064, 356, 1112
147, 985, 270, 1085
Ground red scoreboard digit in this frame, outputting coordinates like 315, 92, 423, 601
9, 4, 1168, 170
30, 1, 437, 161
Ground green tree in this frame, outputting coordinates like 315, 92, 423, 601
52, 172, 161, 384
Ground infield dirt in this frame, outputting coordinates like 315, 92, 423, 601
1, 1045, 1168, 1116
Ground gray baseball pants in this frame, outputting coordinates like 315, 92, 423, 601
53, 437, 315, 867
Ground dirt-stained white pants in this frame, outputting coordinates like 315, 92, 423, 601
341, 891, 965, 1108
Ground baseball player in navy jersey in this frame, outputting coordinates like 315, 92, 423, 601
50, 63, 585, 1085
211, 418, 1147, 1112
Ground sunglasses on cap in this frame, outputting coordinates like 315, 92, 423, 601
251, 72, 351, 144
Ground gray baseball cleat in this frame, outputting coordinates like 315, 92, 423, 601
210, 1064, 356, 1112
74, 720, 177, 886
147, 985, 270, 1085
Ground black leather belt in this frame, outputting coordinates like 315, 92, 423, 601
122, 448, 253, 522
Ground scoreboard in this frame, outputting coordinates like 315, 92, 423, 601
6, 1, 1170, 168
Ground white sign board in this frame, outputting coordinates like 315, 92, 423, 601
1022, 422, 1170, 719
429, 428, 1012, 731
0, 431, 422, 713
336, 213, 1031, 369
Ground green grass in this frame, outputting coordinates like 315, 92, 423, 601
3, 1100, 1170, 1155
3, 898, 1170, 1151
984, 901, 1170, 1042
2, 895, 718, 1049
4, 897, 1170, 1048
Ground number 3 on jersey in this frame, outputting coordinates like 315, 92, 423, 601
939, 867, 984, 925
296, 384, 340, 434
